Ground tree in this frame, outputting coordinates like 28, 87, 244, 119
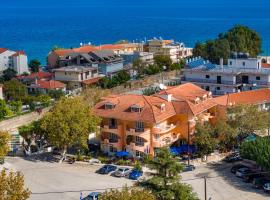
0, 170, 31, 200
9, 101, 22, 114
154, 55, 172, 68
194, 123, 216, 158
0, 131, 10, 159
133, 59, 146, 77
48, 90, 65, 100
212, 119, 237, 152
240, 137, 270, 170
142, 87, 160, 96
0, 100, 12, 120
29, 59, 41, 73
39, 97, 101, 160
82, 87, 110, 108
227, 104, 266, 138
193, 25, 262, 64
3, 79, 27, 101
142, 147, 198, 200
100, 187, 155, 200
2, 69, 17, 81
37, 95, 51, 107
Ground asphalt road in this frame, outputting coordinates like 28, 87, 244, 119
3, 157, 270, 200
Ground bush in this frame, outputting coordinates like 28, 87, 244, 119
134, 161, 142, 171
97, 155, 109, 164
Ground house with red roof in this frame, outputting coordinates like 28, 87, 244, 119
28, 80, 66, 95
93, 83, 217, 156
0, 48, 29, 74
17, 71, 53, 85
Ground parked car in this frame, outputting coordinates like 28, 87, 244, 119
223, 153, 242, 163
113, 167, 131, 177
252, 177, 270, 189
263, 183, 270, 193
243, 173, 264, 183
82, 192, 100, 200
96, 165, 117, 174
129, 169, 143, 180
182, 164, 196, 172
235, 167, 253, 178
231, 164, 249, 174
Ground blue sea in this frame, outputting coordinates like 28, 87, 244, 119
1, 0, 270, 64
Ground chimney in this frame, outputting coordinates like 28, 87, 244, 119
167, 94, 172, 102
220, 58, 224, 69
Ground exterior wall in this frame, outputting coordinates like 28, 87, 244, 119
0, 50, 15, 72
12, 55, 29, 75
55, 71, 80, 82
228, 58, 261, 69
0, 86, 3, 100
99, 62, 124, 75
47, 52, 60, 68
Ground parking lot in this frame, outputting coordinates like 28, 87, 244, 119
3, 157, 270, 200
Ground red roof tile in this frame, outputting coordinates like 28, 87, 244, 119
17, 72, 53, 80
82, 77, 102, 85
262, 63, 270, 68
214, 89, 270, 106
32, 80, 65, 89
0, 48, 8, 54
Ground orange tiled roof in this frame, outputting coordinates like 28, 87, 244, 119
82, 77, 102, 85
94, 83, 217, 123
156, 83, 216, 115
262, 63, 270, 68
214, 89, 270, 106
17, 72, 53, 80
0, 48, 8, 54
33, 80, 65, 89
94, 94, 176, 124
11, 50, 26, 57
53, 49, 75, 56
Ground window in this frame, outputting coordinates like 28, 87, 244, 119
229, 61, 232, 65
205, 75, 210, 79
216, 87, 220, 90
136, 151, 144, 157
86, 71, 89, 76
105, 103, 115, 110
135, 121, 144, 132
131, 106, 142, 113
109, 133, 118, 143
242, 62, 245, 66
109, 118, 117, 129
205, 86, 210, 91
256, 76, 260, 80
109, 146, 117, 153
155, 134, 160, 140
161, 104, 165, 112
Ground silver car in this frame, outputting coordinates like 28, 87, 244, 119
113, 167, 131, 177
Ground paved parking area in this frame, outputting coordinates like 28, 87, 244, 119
3, 157, 270, 200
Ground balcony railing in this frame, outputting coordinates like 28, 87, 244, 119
182, 77, 236, 85
109, 139, 119, 143
135, 128, 145, 133
135, 142, 145, 147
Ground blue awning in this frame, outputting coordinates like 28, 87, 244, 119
116, 151, 129, 157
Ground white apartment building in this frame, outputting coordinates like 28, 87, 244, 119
147, 39, 193, 63
54, 66, 103, 89
182, 53, 270, 96
0, 48, 29, 75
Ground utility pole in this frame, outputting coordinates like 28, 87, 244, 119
187, 120, 190, 165
204, 177, 207, 200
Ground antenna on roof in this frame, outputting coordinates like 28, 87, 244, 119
88, 42, 91, 45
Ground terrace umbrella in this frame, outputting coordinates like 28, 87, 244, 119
116, 151, 129, 157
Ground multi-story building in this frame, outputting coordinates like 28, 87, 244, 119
121, 51, 154, 66
54, 66, 103, 89
0, 48, 29, 74
146, 39, 193, 63
182, 53, 270, 96
94, 83, 217, 157
52, 50, 124, 76
47, 43, 142, 68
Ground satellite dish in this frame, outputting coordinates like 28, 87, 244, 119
80, 42, 83, 46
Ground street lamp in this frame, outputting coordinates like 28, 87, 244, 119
187, 118, 195, 165
161, 66, 167, 84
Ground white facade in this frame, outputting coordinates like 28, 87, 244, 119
0, 49, 29, 74
183, 56, 270, 96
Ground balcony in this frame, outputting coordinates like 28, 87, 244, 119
101, 124, 122, 135
126, 142, 150, 153
182, 77, 236, 86
126, 128, 151, 141
152, 124, 176, 134
152, 133, 179, 148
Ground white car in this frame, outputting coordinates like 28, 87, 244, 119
113, 167, 131, 177
263, 183, 270, 192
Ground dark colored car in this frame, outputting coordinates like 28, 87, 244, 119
235, 168, 254, 178
129, 169, 143, 180
82, 192, 99, 200
182, 164, 196, 172
243, 173, 264, 183
96, 165, 117, 174
231, 164, 249, 174
0, 158, 4, 165
252, 177, 270, 189
223, 153, 242, 163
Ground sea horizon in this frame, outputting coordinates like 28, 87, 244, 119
1, 0, 270, 64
